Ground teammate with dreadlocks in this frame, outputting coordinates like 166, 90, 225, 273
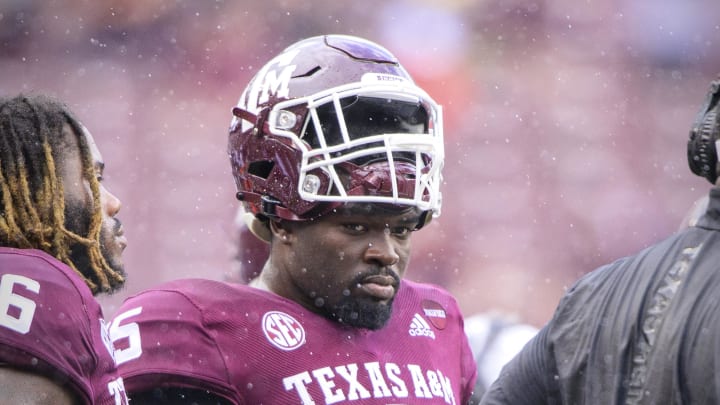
0, 94, 128, 404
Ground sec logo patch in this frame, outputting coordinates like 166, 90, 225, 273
262, 311, 306, 351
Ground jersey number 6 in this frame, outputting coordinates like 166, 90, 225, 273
0, 274, 40, 334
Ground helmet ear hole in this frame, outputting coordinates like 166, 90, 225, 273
248, 161, 275, 179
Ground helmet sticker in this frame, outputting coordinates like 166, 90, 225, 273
421, 299, 447, 330
232, 49, 300, 132
360, 72, 409, 85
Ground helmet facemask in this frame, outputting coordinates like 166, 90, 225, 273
267, 77, 444, 218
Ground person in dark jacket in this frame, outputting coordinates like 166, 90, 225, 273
481, 75, 720, 405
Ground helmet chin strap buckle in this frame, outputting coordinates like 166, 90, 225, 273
261, 195, 281, 219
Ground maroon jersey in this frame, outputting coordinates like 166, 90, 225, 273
0, 247, 127, 405
110, 278, 477, 404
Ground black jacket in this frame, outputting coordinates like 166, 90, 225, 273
481, 187, 720, 404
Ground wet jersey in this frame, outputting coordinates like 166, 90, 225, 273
481, 187, 720, 405
110, 278, 476, 405
0, 247, 127, 405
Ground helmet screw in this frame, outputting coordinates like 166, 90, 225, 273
302, 175, 322, 194
276, 110, 297, 129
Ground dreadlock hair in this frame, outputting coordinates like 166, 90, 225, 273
0, 94, 124, 294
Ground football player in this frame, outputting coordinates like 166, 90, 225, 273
0, 94, 128, 404
230, 204, 536, 404
110, 35, 477, 404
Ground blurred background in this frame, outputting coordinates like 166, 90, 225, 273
1, 0, 718, 327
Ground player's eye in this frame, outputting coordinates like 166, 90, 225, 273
389, 226, 412, 238
344, 223, 367, 233
94, 167, 104, 182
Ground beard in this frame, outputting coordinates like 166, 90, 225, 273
331, 296, 395, 330
325, 271, 401, 330
98, 218, 126, 285
65, 200, 126, 294
68, 230, 126, 294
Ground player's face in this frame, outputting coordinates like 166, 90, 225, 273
61, 124, 127, 288
279, 203, 419, 330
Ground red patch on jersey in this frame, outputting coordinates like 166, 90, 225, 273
262, 311, 306, 351
421, 299, 447, 330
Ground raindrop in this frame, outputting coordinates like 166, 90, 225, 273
314, 297, 325, 307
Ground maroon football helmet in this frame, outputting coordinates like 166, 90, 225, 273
228, 35, 444, 225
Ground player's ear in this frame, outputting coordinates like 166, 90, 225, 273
268, 219, 292, 244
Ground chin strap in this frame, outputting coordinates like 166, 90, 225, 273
236, 191, 308, 222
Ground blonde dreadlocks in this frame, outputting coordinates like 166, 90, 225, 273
0, 94, 124, 294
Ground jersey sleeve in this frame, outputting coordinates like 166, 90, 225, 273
109, 282, 239, 403
0, 248, 127, 405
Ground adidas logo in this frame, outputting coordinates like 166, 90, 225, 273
408, 313, 436, 339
